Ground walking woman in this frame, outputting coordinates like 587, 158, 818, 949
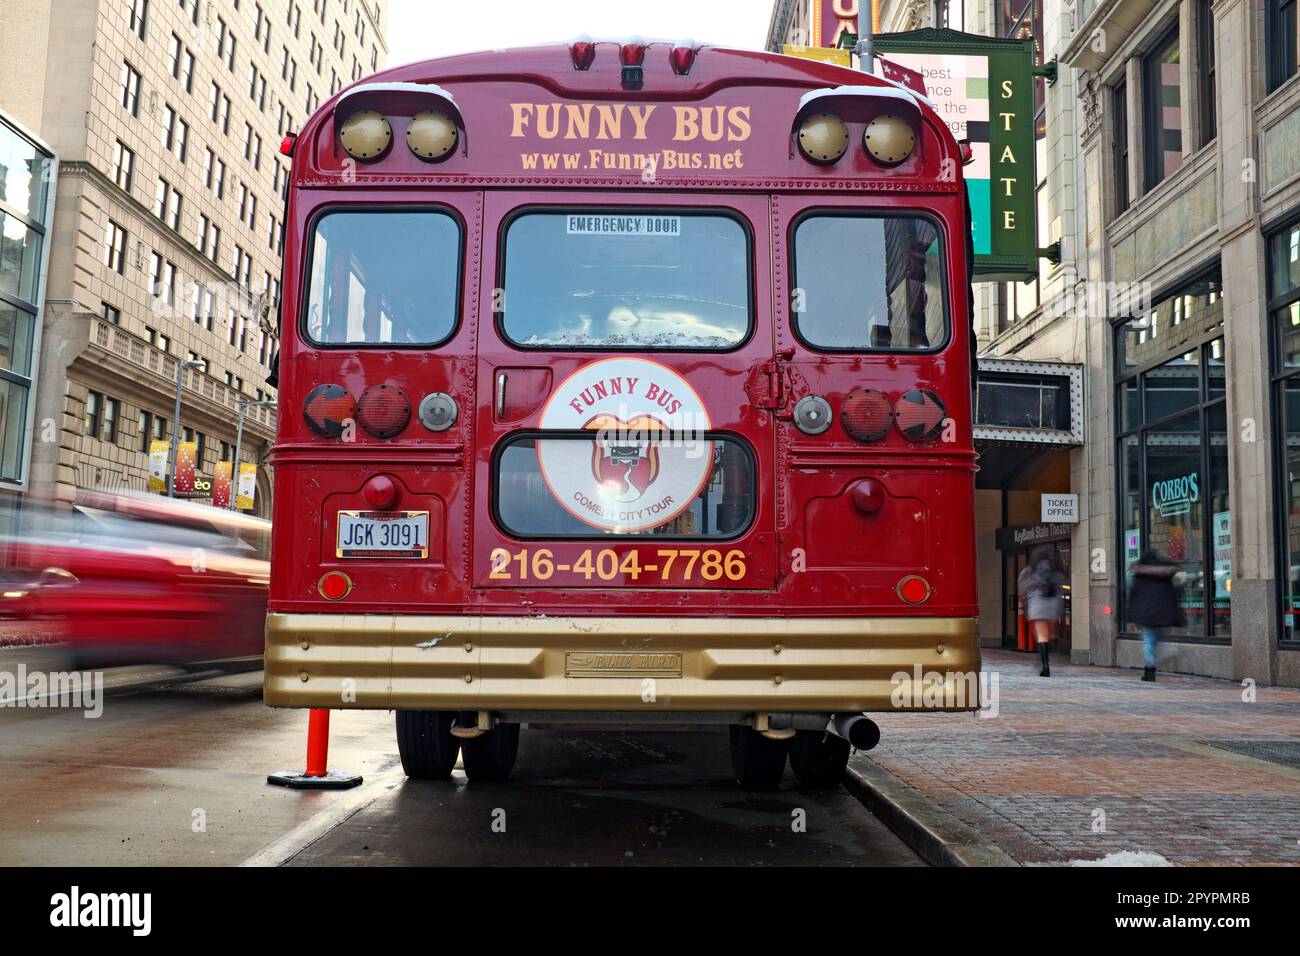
1017, 544, 1066, 677
1126, 549, 1182, 682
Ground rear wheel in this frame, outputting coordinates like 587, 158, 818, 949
395, 710, 459, 780
728, 725, 788, 790
460, 722, 521, 783
788, 730, 850, 789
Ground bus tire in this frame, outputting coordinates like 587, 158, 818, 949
788, 730, 850, 789
395, 710, 459, 780
460, 722, 520, 783
728, 725, 787, 790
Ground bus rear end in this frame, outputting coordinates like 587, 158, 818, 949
266, 42, 979, 787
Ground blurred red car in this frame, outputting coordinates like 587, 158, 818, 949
0, 492, 269, 668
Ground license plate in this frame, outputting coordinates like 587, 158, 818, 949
336, 511, 429, 558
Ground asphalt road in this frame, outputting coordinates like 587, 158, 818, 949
0, 671, 921, 867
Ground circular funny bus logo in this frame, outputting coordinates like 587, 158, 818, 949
538, 358, 712, 533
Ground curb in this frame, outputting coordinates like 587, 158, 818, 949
844, 757, 1018, 867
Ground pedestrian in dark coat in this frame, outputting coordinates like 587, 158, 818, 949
1127, 549, 1181, 682
1017, 544, 1066, 677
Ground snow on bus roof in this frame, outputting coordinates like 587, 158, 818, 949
798, 82, 934, 113
337, 81, 458, 108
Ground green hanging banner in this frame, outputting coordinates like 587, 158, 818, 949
872, 28, 1045, 281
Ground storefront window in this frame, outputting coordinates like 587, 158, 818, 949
1114, 270, 1228, 641
1269, 223, 1300, 642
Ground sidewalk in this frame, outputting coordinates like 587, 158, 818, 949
853, 649, 1300, 866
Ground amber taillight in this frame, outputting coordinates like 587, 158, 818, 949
355, 384, 411, 439
841, 388, 893, 442
894, 389, 947, 442
303, 384, 356, 438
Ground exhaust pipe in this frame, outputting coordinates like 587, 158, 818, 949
828, 714, 880, 751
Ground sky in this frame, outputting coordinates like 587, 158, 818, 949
382, 0, 774, 69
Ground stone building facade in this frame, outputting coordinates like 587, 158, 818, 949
0, 0, 388, 517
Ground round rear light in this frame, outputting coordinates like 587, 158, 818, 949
406, 110, 458, 162
894, 389, 947, 442
303, 384, 356, 438
318, 571, 352, 601
362, 474, 398, 509
356, 384, 411, 439
841, 388, 893, 442
797, 113, 849, 164
897, 575, 931, 605
863, 114, 916, 166
851, 479, 885, 514
792, 395, 832, 435
338, 109, 393, 161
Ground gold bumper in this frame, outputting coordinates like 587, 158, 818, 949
264, 613, 980, 713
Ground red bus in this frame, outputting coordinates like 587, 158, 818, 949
266, 41, 980, 789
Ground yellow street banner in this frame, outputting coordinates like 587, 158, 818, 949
147, 440, 169, 493
782, 44, 852, 67
236, 463, 257, 510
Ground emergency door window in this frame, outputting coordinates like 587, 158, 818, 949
495, 433, 755, 538
305, 210, 460, 346
792, 214, 947, 351
500, 211, 750, 349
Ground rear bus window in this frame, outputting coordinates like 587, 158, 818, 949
792, 214, 947, 351
500, 211, 750, 350
305, 210, 460, 346
495, 434, 755, 538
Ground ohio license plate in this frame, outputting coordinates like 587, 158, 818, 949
336, 511, 429, 558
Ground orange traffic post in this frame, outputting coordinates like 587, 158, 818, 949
268, 708, 363, 789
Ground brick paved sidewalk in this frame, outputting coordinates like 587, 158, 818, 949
854, 649, 1300, 866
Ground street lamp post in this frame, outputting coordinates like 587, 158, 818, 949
168, 359, 206, 497
857, 0, 874, 74
230, 398, 277, 510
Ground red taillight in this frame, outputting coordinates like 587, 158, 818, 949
279, 132, 296, 156
841, 388, 893, 442
894, 389, 947, 442
620, 41, 647, 66
362, 474, 398, 509
303, 384, 356, 438
355, 384, 410, 439
851, 478, 885, 514
570, 40, 596, 70
897, 575, 931, 605
318, 571, 352, 601
669, 45, 696, 75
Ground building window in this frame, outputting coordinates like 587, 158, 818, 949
1115, 271, 1228, 641
130, 0, 149, 40
138, 410, 153, 451
101, 302, 121, 325
120, 62, 141, 116
1269, 222, 1300, 643
1268, 0, 1299, 93
1197, 0, 1216, 145
104, 220, 128, 274
102, 397, 119, 443
1143, 25, 1183, 191
112, 140, 134, 192
1114, 80, 1129, 214
85, 391, 101, 438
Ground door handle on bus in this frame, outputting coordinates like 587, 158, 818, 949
496, 371, 507, 418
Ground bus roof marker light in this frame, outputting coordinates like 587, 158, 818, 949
338, 109, 393, 161
863, 114, 916, 166
670, 43, 698, 75
406, 110, 458, 162
570, 38, 596, 70
797, 113, 849, 164
279, 132, 297, 157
